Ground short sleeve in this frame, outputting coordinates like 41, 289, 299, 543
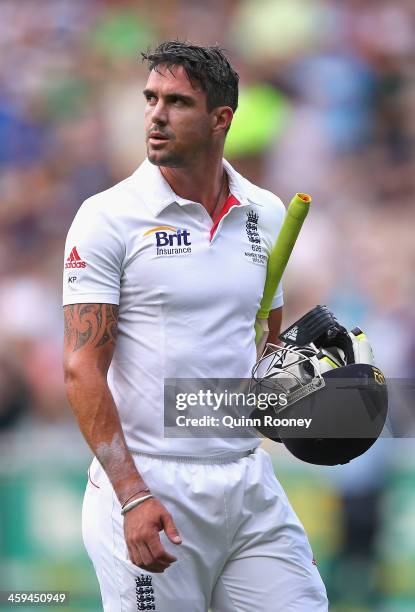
62, 200, 125, 306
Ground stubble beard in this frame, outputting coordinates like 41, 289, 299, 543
146, 144, 186, 168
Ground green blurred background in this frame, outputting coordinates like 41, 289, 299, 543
1, 0, 415, 610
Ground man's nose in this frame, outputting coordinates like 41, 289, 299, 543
151, 100, 168, 126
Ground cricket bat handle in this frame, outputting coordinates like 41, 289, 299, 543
255, 193, 312, 348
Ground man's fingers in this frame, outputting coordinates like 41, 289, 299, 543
137, 542, 154, 567
123, 500, 181, 573
161, 511, 182, 544
137, 542, 170, 573
147, 535, 177, 565
127, 542, 142, 568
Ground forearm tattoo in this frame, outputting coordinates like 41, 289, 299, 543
64, 304, 118, 351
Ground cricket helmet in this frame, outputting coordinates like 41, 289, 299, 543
251, 306, 388, 465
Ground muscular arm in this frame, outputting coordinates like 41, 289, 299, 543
64, 303, 182, 573
63, 303, 143, 505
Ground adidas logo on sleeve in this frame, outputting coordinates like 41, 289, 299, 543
65, 246, 87, 269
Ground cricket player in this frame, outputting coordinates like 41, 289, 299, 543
63, 41, 328, 611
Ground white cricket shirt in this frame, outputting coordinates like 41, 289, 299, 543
63, 158, 285, 457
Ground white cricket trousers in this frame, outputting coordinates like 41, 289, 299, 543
82, 447, 328, 611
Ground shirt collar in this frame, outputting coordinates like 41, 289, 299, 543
131, 157, 261, 217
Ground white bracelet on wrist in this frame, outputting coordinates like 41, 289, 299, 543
121, 494, 154, 515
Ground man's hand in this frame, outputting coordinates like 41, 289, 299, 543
266, 306, 283, 346
124, 497, 182, 573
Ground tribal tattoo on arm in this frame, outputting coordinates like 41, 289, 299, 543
64, 304, 119, 352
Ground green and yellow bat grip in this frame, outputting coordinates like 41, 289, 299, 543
255, 193, 312, 345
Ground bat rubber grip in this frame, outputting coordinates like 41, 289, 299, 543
257, 193, 311, 322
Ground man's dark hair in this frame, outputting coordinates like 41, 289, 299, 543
142, 41, 239, 113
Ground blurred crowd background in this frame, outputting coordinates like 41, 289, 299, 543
0, 0, 414, 610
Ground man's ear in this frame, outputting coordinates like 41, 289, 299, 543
212, 106, 234, 134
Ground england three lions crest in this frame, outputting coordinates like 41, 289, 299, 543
245, 210, 266, 265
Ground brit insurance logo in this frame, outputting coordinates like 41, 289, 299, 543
144, 225, 192, 256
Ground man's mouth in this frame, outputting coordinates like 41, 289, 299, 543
148, 132, 170, 142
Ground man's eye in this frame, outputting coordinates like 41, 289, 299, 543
145, 95, 157, 104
